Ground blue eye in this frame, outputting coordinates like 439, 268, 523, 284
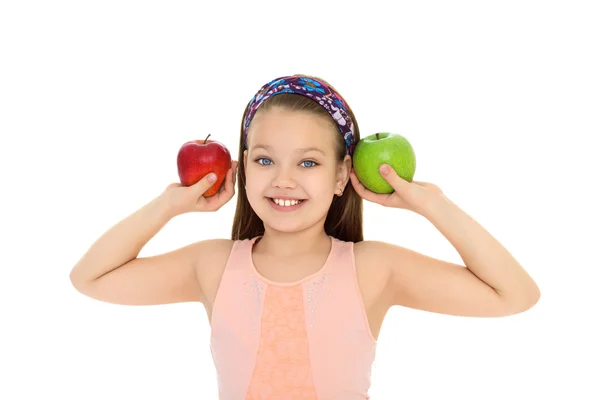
301, 160, 318, 168
254, 158, 319, 168
256, 157, 272, 165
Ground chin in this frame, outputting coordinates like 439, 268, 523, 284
265, 223, 306, 234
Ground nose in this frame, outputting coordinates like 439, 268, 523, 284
271, 165, 297, 189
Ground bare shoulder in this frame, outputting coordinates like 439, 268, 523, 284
353, 240, 393, 280
193, 238, 235, 278
353, 240, 394, 304
355, 239, 514, 318
193, 238, 235, 272
71, 238, 235, 307
193, 238, 235, 304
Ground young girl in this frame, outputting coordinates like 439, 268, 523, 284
69, 75, 541, 399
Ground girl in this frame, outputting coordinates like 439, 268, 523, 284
69, 75, 541, 399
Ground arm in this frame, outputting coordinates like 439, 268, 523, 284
69, 195, 175, 284
379, 195, 540, 317
69, 169, 236, 306
69, 195, 203, 306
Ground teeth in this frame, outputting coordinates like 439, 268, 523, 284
273, 198, 302, 207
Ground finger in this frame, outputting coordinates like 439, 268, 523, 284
214, 163, 236, 204
232, 161, 238, 186
218, 164, 233, 193
201, 162, 236, 211
349, 170, 386, 204
378, 164, 410, 191
191, 172, 218, 196
212, 161, 236, 196
226, 162, 236, 194
228, 163, 237, 192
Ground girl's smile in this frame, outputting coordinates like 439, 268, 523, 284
267, 196, 307, 212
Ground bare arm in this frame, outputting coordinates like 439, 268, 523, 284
371, 195, 540, 318
69, 162, 237, 306
70, 195, 175, 285
69, 195, 206, 305
349, 165, 540, 318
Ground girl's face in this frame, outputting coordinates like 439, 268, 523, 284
243, 107, 351, 234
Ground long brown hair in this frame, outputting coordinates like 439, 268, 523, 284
231, 75, 363, 243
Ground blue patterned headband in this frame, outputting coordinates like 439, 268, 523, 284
243, 75, 356, 156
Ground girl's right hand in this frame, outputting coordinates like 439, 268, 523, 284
162, 160, 238, 216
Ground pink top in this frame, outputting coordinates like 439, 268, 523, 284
209, 235, 377, 399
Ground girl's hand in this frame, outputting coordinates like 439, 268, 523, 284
162, 160, 238, 216
349, 164, 444, 216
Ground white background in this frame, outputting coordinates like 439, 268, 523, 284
1, 1, 599, 399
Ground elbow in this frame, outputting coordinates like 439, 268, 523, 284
528, 285, 541, 309
523, 279, 541, 309
69, 266, 93, 291
69, 267, 83, 288
501, 285, 541, 316
69, 271, 85, 292
520, 288, 541, 313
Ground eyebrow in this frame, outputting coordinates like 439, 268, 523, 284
252, 144, 326, 156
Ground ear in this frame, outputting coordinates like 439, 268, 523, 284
336, 154, 352, 188
243, 150, 248, 171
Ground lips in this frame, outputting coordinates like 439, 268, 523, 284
267, 197, 307, 212
270, 198, 304, 206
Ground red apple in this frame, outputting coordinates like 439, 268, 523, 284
177, 134, 232, 197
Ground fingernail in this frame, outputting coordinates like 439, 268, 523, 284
379, 165, 389, 174
208, 173, 217, 183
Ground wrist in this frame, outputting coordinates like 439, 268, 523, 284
152, 192, 179, 220
421, 193, 454, 221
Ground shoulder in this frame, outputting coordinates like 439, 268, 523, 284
192, 238, 236, 272
353, 239, 397, 270
352, 239, 430, 299
192, 238, 236, 303
192, 239, 236, 279
353, 238, 458, 286
353, 239, 426, 273
353, 239, 513, 317
352, 240, 395, 292
353, 240, 400, 272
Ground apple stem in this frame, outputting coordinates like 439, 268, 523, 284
204, 133, 211, 144
376, 133, 380, 140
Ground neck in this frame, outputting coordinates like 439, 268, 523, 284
255, 225, 331, 258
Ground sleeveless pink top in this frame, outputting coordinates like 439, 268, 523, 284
209, 235, 377, 399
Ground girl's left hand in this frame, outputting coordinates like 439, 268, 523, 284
349, 164, 444, 215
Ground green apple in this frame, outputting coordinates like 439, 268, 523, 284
352, 132, 416, 194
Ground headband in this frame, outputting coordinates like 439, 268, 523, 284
243, 75, 356, 156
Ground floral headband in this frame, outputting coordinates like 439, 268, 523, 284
242, 75, 356, 156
